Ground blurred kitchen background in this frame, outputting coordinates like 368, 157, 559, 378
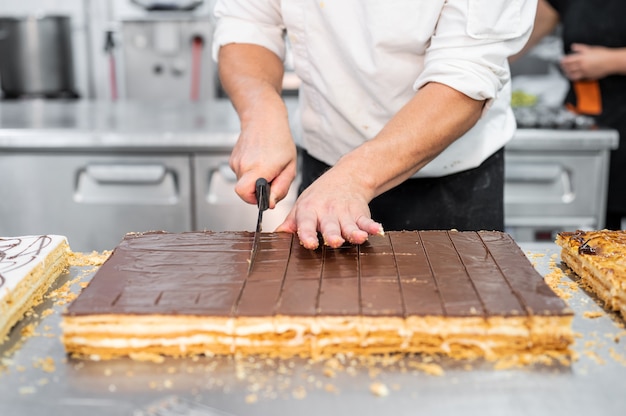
0, 0, 620, 251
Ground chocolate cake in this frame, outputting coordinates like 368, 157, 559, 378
61, 230, 573, 360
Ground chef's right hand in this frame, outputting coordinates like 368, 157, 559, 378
229, 114, 297, 210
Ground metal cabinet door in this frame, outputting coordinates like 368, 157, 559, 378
0, 153, 193, 252
194, 154, 298, 232
504, 150, 610, 229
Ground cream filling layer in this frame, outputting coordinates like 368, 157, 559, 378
62, 315, 569, 352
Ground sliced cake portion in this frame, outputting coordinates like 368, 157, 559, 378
556, 230, 626, 320
62, 230, 573, 360
1, 235, 70, 342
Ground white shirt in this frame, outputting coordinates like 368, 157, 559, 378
212, 0, 537, 177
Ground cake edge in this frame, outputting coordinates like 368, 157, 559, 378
0, 237, 70, 342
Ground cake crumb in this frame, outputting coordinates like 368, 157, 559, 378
292, 386, 307, 400
129, 352, 165, 363
609, 348, 626, 366
369, 381, 389, 397
584, 311, 604, 319
324, 383, 339, 394
20, 323, 37, 338
613, 331, 626, 343
583, 350, 605, 365
322, 368, 336, 378
407, 361, 444, 376
40, 309, 54, 318
33, 357, 55, 373
19, 386, 36, 395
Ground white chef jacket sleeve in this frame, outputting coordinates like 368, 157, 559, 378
414, 0, 537, 106
212, 0, 286, 62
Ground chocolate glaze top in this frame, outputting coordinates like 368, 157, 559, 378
66, 231, 572, 318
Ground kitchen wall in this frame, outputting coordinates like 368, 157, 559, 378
0, 0, 218, 100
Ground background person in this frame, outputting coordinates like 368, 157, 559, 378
513, 0, 626, 230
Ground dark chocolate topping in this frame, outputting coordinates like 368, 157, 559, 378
66, 231, 571, 318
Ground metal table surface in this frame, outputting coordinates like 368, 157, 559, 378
0, 99, 302, 152
1, 242, 625, 416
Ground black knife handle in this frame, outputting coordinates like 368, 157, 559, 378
255, 178, 270, 211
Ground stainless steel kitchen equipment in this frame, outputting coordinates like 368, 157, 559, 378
0, 15, 78, 99
505, 128, 618, 242
120, 17, 214, 100
0, 99, 298, 252
131, 0, 204, 11
1, 243, 626, 415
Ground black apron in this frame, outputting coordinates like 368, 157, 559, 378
299, 148, 504, 232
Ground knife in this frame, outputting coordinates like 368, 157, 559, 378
247, 178, 270, 275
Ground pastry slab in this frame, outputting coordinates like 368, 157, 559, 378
556, 230, 626, 320
62, 230, 573, 360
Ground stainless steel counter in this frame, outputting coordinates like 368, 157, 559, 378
0, 99, 300, 152
1, 243, 626, 416
0, 100, 616, 150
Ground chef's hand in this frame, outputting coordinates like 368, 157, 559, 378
560, 43, 623, 81
229, 115, 297, 210
275, 167, 384, 250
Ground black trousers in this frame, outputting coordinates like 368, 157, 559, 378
299, 148, 505, 232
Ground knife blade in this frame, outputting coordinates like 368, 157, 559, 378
247, 178, 270, 275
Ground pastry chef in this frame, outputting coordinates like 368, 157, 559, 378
212, 1, 538, 249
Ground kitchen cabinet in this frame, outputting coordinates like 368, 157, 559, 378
505, 128, 618, 241
193, 154, 298, 233
0, 153, 193, 251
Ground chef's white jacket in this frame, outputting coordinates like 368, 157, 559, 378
212, 0, 537, 177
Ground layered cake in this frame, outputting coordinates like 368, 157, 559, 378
1, 235, 70, 342
62, 230, 573, 360
556, 230, 626, 320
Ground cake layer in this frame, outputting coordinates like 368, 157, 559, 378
1, 235, 69, 342
556, 230, 626, 320
63, 230, 573, 359
62, 314, 573, 360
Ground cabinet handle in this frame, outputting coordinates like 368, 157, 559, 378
505, 163, 574, 204
218, 163, 237, 182
75, 163, 178, 205
85, 164, 166, 184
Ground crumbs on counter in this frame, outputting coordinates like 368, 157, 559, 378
68, 250, 112, 267
369, 381, 389, 397
609, 348, 626, 366
129, 352, 166, 364
32, 356, 56, 373
584, 311, 605, 319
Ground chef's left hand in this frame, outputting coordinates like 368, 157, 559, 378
275, 167, 383, 250
560, 43, 619, 81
